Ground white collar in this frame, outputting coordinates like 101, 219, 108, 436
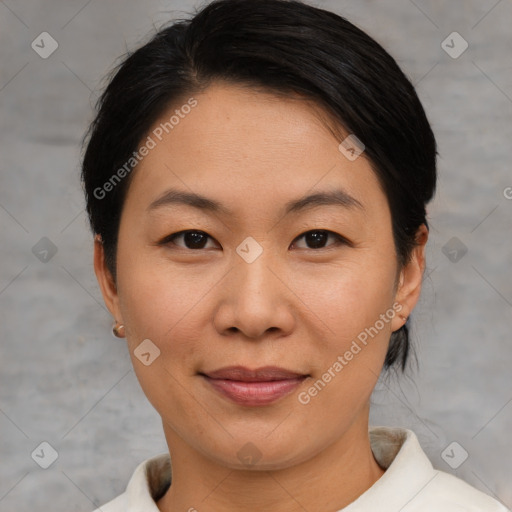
114, 426, 506, 511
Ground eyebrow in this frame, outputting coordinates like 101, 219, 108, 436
146, 187, 364, 217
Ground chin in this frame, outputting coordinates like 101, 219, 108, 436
203, 435, 318, 472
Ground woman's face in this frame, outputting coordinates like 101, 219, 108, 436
95, 82, 425, 470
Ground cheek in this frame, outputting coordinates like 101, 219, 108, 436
294, 263, 396, 421
116, 256, 214, 364
293, 252, 397, 343
115, 261, 206, 416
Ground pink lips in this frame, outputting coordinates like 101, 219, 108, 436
201, 366, 308, 406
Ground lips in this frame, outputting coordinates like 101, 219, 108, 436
200, 366, 309, 406
202, 365, 307, 382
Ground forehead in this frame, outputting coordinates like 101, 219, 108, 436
123, 82, 388, 221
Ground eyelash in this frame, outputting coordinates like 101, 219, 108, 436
159, 229, 351, 251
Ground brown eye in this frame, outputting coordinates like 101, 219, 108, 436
292, 230, 347, 250
164, 230, 217, 250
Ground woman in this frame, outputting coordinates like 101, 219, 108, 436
81, 0, 508, 510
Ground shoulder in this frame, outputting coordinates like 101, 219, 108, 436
361, 426, 509, 512
89, 452, 171, 511
414, 470, 509, 511
416, 470, 509, 511
91, 492, 128, 512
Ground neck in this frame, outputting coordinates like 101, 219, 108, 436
157, 411, 385, 512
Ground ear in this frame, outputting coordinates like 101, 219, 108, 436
93, 234, 123, 323
391, 224, 429, 332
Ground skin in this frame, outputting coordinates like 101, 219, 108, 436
94, 81, 428, 512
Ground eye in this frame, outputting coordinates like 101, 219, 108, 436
160, 229, 349, 251
161, 230, 218, 250
291, 230, 348, 250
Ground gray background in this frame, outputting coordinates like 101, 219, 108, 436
0, 0, 511, 510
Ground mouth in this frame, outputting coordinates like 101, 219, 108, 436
199, 366, 310, 406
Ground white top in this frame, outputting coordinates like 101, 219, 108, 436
92, 426, 509, 511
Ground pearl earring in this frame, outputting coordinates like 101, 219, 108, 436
112, 322, 125, 338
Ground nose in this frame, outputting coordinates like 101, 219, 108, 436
213, 247, 296, 340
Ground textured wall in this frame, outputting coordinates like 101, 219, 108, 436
0, 0, 511, 510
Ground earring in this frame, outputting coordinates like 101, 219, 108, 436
112, 322, 125, 338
